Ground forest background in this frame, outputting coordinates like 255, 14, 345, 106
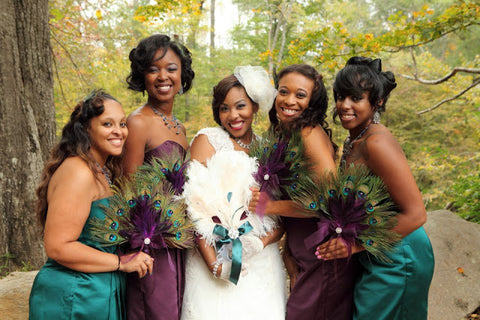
51, 0, 479, 219
0, 0, 478, 273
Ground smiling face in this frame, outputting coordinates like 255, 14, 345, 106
88, 99, 128, 164
274, 72, 315, 124
218, 86, 258, 142
144, 48, 182, 107
335, 91, 375, 136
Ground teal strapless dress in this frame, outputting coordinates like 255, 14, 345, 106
29, 198, 126, 320
354, 226, 434, 320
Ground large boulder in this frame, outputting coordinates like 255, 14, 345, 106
425, 210, 480, 320
0, 270, 37, 320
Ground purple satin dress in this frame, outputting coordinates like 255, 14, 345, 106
284, 217, 360, 320
126, 141, 186, 320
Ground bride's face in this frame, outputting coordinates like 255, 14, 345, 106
218, 86, 258, 140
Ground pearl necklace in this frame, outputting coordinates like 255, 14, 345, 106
340, 125, 370, 167
150, 106, 181, 135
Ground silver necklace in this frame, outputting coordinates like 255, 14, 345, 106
236, 137, 253, 150
150, 106, 181, 135
340, 125, 370, 167
96, 163, 112, 185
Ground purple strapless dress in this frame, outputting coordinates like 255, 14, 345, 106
126, 141, 186, 320
283, 217, 360, 320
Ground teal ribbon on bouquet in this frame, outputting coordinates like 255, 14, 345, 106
213, 221, 253, 285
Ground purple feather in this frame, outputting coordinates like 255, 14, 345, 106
119, 194, 172, 254
161, 161, 187, 195
254, 139, 291, 199
304, 193, 369, 257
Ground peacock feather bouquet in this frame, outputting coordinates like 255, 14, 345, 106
89, 151, 195, 253
249, 130, 310, 210
289, 164, 400, 262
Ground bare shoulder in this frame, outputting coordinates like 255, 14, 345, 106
361, 124, 405, 162
48, 157, 98, 200
58, 157, 95, 181
127, 107, 150, 131
301, 125, 334, 152
190, 133, 215, 164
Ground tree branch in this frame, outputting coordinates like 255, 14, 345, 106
403, 67, 480, 85
416, 77, 480, 115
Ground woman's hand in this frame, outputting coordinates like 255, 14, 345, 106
119, 252, 154, 278
315, 238, 364, 260
248, 187, 269, 213
241, 235, 264, 260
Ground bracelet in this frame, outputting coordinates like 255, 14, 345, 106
212, 261, 220, 278
116, 255, 121, 271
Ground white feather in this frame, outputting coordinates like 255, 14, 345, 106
183, 150, 278, 246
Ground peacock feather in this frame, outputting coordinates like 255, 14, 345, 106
289, 164, 401, 262
249, 129, 310, 201
89, 154, 195, 252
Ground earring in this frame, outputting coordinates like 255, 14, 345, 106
178, 86, 184, 95
254, 112, 258, 124
373, 110, 381, 124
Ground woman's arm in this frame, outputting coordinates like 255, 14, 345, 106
195, 237, 220, 274
316, 128, 427, 260
189, 134, 216, 165
123, 114, 149, 175
364, 129, 426, 237
301, 126, 336, 179
44, 158, 153, 277
249, 126, 336, 218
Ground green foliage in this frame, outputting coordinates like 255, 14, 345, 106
49, 0, 480, 223
0, 253, 15, 278
450, 173, 480, 223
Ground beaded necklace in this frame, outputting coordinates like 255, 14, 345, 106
235, 137, 253, 150
96, 163, 112, 185
150, 105, 181, 135
340, 125, 370, 168
233, 131, 258, 150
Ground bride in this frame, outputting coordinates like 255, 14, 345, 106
181, 66, 286, 320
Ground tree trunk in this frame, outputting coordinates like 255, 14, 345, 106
210, 0, 215, 51
0, 0, 55, 271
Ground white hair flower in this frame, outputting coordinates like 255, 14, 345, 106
234, 66, 277, 112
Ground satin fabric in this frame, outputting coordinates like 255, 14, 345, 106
354, 226, 434, 320
29, 198, 126, 320
126, 141, 186, 320
284, 217, 360, 320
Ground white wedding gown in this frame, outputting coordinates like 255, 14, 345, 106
181, 127, 286, 320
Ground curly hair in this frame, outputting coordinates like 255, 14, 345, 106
35, 89, 124, 230
211, 74, 258, 126
333, 56, 397, 122
126, 34, 195, 94
268, 64, 337, 152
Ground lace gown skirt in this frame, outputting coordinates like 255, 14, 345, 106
181, 243, 286, 320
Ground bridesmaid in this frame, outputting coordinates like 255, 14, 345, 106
249, 64, 359, 320
123, 34, 195, 320
29, 90, 152, 320
316, 56, 434, 320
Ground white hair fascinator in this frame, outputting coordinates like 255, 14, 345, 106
234, 66, 277, 112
